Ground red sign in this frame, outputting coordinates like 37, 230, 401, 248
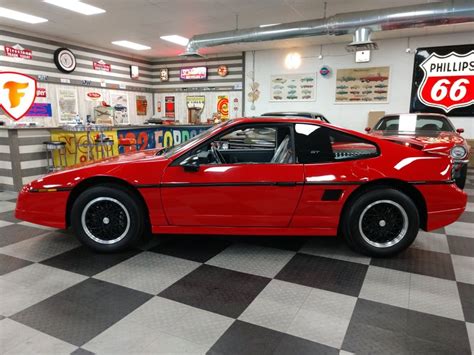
36, 87, 47, 98
87, 92, 101, 99
165, 96, 175, 118
418, 50, 474, 112
180, 67, 207, 81
93, 60, 112, 72
4, 46, 32, 60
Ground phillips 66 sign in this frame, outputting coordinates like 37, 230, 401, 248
410, 44, 474, 116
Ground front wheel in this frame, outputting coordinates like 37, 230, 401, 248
342, 188, 419, 257
71, 184, 145, 252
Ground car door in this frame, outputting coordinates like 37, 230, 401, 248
291, 123, 379, 229
161, 123, 304, 227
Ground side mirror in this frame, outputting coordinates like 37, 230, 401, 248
181, 155, 200, 172
365, 127, 372, 133
457, 128, 464, 134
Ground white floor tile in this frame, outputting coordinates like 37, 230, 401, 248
359, 266, 410, 309
206, 243, 295, 278
445, 221, 474, 239
94, 252, 200, 294
452, 254, 474, 284
408, 273, 464, 320
411, 231, 450, 254
0, 232, 80, 262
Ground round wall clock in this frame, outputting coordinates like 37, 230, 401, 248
217, 65, 228, 77
54, 48, 76, 73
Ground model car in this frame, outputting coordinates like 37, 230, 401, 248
261, 112, 329, 123
366, 113, 471, 188
16, 117, 466, 257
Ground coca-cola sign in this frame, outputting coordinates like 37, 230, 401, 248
410, 44, 474, 116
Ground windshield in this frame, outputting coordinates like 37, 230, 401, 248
374, 114, 455, 133
159, 120, 232, 158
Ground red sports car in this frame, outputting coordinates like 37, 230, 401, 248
16, 117, 467, 257
366, 113, 471, 189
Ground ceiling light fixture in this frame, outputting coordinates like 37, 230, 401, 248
43, 0, 105, 15
285, 52, 302, 69
160, 35, 189, 47
112, 41, 151, 51
259, 23, 281, 28
0, 7, 48, 24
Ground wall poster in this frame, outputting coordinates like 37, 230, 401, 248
270, 73, 316, 101
57, 87, 78, 122
410, 44, 474, 116
165, 96, 175, 118
136, 96, 147, 116
335, 66, 390, 103
217, 95, 229, 119
110, 92, 129, 124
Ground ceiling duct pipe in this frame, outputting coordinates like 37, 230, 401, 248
181, 0, 474, 57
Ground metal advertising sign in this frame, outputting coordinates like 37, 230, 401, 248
410, 44, 474, 116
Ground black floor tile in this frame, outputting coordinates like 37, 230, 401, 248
11, 278, 152, 346
448, 235, 474, 257
406, 305, 471, 353
159, 264, 270, 318
370, 247, 455, 280
0, 253, 33, 275
224, 236, 309, 252
343, 299, 471, 354
274, 333, 339, 355
0, 224, 47, 247
208, 320, 283, 355
71, 348, 95, 355
275, 253, 368, 297
208, 320, 337, 355
430, 227, 445, 235
41, 246, 141, 276
150, 235, 232, 262
458, 211, 474, 223
0, 210, 20, 223
343, 322, 408, 354
458, 282, 474, 323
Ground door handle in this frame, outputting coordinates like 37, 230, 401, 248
275, 181, 297, 186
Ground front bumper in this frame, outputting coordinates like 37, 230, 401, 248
15, 185, 69, 229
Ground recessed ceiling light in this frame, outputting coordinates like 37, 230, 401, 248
259, 23, 281, 28
112, 41, 151, 51
0, 6, 48, 24
160, 35, 189, 47
43, 0, 105, 15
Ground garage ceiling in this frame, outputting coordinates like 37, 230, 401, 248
1, 0, 473, 59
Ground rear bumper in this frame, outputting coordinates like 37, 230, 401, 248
15, 185, 69, 229
416, 183, 467, 231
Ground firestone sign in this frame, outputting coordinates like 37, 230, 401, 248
410, 44, 474, 116
0, 72, 37, 121
4, 45, 33, 60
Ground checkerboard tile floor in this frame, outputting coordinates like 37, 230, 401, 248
1, 170, 473, 354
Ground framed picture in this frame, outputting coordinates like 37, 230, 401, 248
335, 66, 390, 103
57, 87, 78, 122
270, 74, 316, 101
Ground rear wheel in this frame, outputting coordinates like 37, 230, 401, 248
71, 184, 144, 252
342, 188, 419, 257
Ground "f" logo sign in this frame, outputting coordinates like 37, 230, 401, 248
0, 72, 37, 120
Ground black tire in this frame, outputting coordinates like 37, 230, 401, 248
455, 164, 467, 190
342, 188, 419, 257
71, 184, 145, 252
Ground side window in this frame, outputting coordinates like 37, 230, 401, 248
294, 124, 378, 164
184, 125, 294, 165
